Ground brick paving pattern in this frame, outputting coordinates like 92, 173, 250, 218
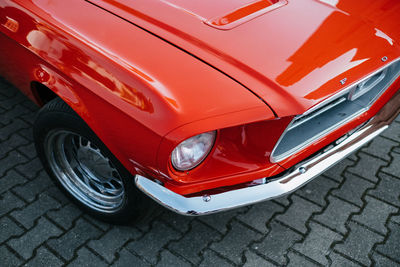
1, 77, 400, 266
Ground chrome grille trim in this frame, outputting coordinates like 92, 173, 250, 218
287, 96, 346, 131
271, 58, 400, 163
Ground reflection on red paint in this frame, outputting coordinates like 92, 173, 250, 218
2, 16, 19, 32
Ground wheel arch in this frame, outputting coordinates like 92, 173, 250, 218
27, 64, 163, 181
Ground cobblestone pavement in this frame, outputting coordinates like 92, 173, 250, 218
1, 77, 400, 267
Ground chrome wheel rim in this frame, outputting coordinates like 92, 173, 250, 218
45, 130, 125, 213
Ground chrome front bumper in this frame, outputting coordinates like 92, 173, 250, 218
135, 90, 400, 216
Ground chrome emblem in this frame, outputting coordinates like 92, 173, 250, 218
340, 78, 347, 85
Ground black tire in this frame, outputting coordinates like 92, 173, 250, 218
33, 98, 156, 224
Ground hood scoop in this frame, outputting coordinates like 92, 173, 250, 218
205, 0, 287, 30
161, 0, 286, 30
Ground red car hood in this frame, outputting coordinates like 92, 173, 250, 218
89, 0, 400, 117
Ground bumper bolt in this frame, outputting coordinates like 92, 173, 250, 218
202, 195, 211, 202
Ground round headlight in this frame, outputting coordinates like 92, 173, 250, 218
171, 131, 216, 171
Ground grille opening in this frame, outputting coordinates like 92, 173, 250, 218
271, 59, 400, 163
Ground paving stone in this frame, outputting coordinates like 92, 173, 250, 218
83, 215, 111, 232
133, 219, 152, 233
169, 220, 220, 264
373, 252, 400, 267
23, 246, 63, 267
0, 150, 28, 177
362, 136, 398, 161
156, 250, 191, 267
381, 122, 400, 142
210, 221, 262, 265
18, 128, 33, 141
287, 252, 320, 267
0, 79, 14, 94
347, 152, 358, 161
11, 194, 61, 229
47, 218, 102, 261
8, 217, 62, 259
293, 222, 341, 265
393, 146, 400, 154
45, 186, 70, 205
383, 152, 400, 178
20, 100, 38, 112
199, 249, 233, 267
0, 245, 22, 266
15, 158, 44, 180
295, 176, 339, 206
329, 252, 361, 267
0, 118, 29, 141
237, 201, 284, 233
368, 172, 400, 207
68, 247, 107, 267
126, 221, 181, 264
0, 93, 26, 109
111, 248, 150, 267
17, 143, 37, 159
243, 250, 276, 267
352, 196, 397, 235
0, 105, 31, 125
272, 194, 291, 207
252, 221, 302, 265
324, 158, 355, 183
332, 172, 374, 207
0, 216, 24, 243
0, 191, 25, 217
159, 210, 194, 234
314, 196, 359, 234
199, 207, 246, 234
347, 153, 386, 183
88, 226, 141, 263
0, 134, 29, 156
12, 174, 52, 202
334, 222, 384, 266
376, 222, 400, 262
0, 98, 26, 115
275, 195, 321, 234
0, 169, 26, 195
47, 203, 82, 230
391, 214, 400, 225
19, 111, 36, 124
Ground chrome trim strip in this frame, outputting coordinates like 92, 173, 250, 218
348, 68, 387, 101
135, 88, 400, 216
287, 96, 346, 131
270, 57, 400, 163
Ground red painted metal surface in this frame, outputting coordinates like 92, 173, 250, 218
0, 0, 399, 195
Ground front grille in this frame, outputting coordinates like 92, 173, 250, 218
271, 59, 400, 163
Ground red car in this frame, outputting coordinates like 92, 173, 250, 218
1, 0, 399, 223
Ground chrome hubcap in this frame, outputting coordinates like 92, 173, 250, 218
45, 130, 125, 213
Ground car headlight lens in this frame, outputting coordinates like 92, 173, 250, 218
171, 131, 216, 171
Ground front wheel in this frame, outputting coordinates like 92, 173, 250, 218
33, 98, 156, 224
